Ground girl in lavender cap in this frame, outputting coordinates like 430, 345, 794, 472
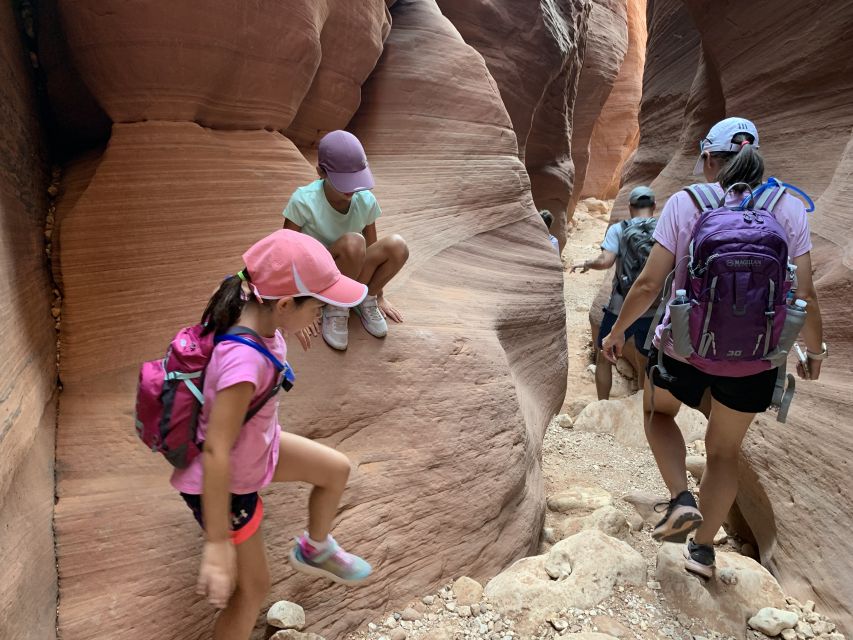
283, 130, 409, 350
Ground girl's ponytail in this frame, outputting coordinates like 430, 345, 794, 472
714, 132, 765, 190
201, 271, 247, 335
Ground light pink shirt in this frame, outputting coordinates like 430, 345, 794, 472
652, 183, 812, 355
171, 331, 286, 495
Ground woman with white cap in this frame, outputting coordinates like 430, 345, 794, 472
601, 117, 826, 578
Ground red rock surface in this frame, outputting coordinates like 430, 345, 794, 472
0, 3, 58, 639
610, 0, 853, 630
56, 1, 389, 132
583, 0, 647, 199
52, 2, 567, 639
566, 0, 629, 217
435, 0, 591, 247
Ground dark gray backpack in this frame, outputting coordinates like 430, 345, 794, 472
614, 218, 657, 296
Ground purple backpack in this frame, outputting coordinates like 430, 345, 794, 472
677, 182, 791, 376
134, 324, 293, 468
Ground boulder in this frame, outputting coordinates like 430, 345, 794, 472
748, 608, 799, 637
685, 455, 707, 482
271, 632, 325, 640
485, 530, 646, 634
452, 576, 484, 606
573, 391, 707, 448
267, 601, 306, 630
656, 543, 786, 638
591, 616, 633, 637
547, 486, 614, 515
554, 505, 631, 541
622, 490, 663, 527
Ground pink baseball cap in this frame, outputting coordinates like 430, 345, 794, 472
242, 230, 367, 307
318, 130, 375, 193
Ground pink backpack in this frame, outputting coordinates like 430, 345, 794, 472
134, 325, 292, 468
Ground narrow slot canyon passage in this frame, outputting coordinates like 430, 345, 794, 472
0, 2, 850, 640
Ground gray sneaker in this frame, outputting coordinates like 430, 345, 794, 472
354, 295, 388, 338
322, 305, 350, 350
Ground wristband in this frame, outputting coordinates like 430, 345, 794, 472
806, 342, 828, 360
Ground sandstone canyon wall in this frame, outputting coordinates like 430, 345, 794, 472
43, 1, 568, 639
435, 0, 591, 249
582, 0, 647, 199
0, 4, 59, 640
566, 0, 628, 216
610, 0, 853, 630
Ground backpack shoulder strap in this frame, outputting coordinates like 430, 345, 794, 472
683, 184, 719, 213
754, 184, 788, 213
217, 328, 285, 371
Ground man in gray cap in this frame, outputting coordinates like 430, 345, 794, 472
572, 186, 657, 399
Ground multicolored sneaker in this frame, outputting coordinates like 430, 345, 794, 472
652, 490, 703, 542
289, 534, 372, 585
684, 539, 715, 579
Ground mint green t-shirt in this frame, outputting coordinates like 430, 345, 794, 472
282, 179, 381, 247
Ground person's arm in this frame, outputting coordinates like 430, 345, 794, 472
284, 219, 302, 232
197, 381, 254, 609
571, 250, 617, 273
363, 222, 378, 248
601, 243, 675, 362
792, 251, 824, 380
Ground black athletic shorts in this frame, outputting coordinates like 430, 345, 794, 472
646, 347, 778, 414
598, 308, 653, 357
180, 491, 263, 545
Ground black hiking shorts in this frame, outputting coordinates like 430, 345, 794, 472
646, 347, 778, 414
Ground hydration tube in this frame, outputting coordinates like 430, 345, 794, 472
741, 176, 816, 212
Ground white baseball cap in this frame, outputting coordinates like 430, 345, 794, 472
693, 117, 760, 175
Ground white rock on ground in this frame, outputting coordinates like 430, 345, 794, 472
547, 485, 613, 515
452, 576, 484, 606
685, 455, 706, 481
573, 391, 706, 448
622, 490, 662, 526
485, 530, 645, 634
267, 600, 306, 630
271, 631, 324, 640
557, 413, 574, 429
657, 543, 786, 638
748, 607, 800, 636
553, 505, 631, 542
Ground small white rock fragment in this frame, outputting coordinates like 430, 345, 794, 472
266, 601, 306, 630
748, 608, 799, 637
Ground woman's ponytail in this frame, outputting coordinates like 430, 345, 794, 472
714, 132, 765, 190
201, 271, 247, 335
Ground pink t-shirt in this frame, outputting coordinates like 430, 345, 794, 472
652, 183, 812, 356
171, 331, 287, 495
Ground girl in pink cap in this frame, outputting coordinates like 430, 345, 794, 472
172, 230, 372, 639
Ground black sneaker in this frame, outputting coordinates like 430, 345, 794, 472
651, 490, 703, 542
684, 539, 715, 578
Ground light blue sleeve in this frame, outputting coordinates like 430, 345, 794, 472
600, 222, 623, 254
282, 190, 311, 227
357, 191, 382, 233
363, 191, 381, 226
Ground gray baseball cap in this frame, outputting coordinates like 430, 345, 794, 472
629, 186, 655, 206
